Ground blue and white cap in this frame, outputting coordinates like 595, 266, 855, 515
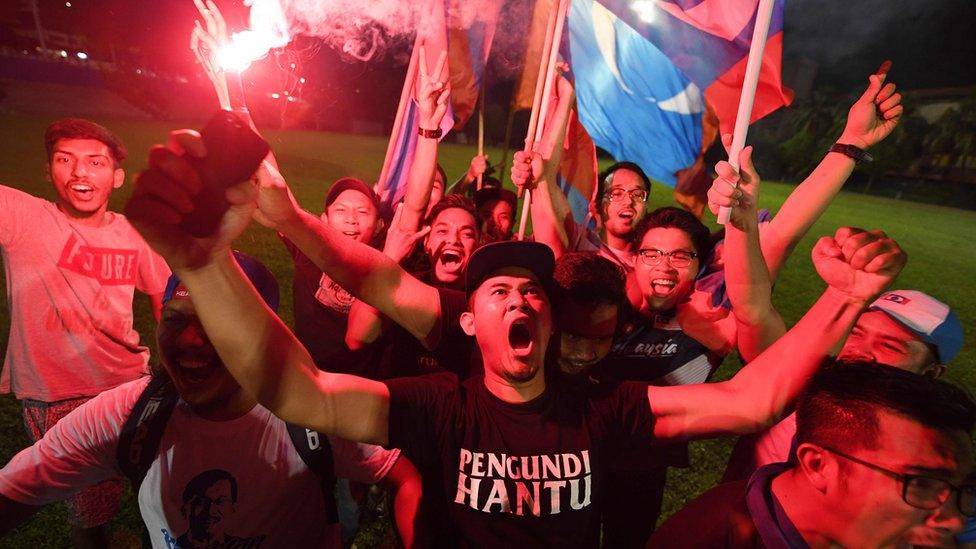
869, 290, 963, 364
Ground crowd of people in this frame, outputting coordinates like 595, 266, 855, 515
0, 9, 973, 548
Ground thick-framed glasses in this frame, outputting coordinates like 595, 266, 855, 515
820, 444, 976, 517
636, 248, 697, 268
604, 188, 648, 203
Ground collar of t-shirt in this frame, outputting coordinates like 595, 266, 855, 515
745, 461, 810, 549
471, 374, 554, 415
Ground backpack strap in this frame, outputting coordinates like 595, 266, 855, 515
286, 423, 338, 523
117, 376, 179, 492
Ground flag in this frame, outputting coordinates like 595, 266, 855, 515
673, 101, 719, 218
556, 109, 599, 225
378, 0, 500, 213
448, 0, 502, 126
566, 0, 793, 187
513, 0, 555, 111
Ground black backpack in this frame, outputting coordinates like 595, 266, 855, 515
116, 375, 338, 523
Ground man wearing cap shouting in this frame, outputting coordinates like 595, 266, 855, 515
123, 133, 907, 546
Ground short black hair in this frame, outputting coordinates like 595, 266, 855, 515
551, 252, 625, 311
182, 469, 238, 503
425, 194, 482, 235
598, 161, 651, 200
45, 118, 127, 166
631, 206, 710, 260
796, 361, 976, 453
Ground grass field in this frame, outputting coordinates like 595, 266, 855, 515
1, 113, 974, 546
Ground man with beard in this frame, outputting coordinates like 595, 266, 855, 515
0, 253, 422, 548
120, 128, 905, 546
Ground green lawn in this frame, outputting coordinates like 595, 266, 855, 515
1, 114, 974, 545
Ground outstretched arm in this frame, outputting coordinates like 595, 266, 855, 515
650, 227, 905, 440
717, 146, 786, 361
708, 68, 902, 279
125, 136, 393, 444
512, 71, 575, 255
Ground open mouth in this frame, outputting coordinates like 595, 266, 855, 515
650, 277, 677, 297
438, 248, 464, 271
508, 318, 535, 357
617, 209, 636, 221
177, 357, 219, 383
69, 183, 94, 199
341, 230, 361, 239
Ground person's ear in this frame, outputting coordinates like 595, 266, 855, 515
922, 363, 947, 379
795, 443, 832, 493
459, 311, 475, 336
113, 168, 125, 189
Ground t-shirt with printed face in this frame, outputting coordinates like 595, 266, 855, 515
384, 371, 655, 547
0, 186, 171, 401
0, 377, 400, 548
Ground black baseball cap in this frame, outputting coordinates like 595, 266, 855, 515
324, 177, 380, 211
163, 250, 280, 312
465, 240, 555, 295
473, 187, 517, 214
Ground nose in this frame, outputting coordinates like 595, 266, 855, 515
926, 497, 966, 536
507, 292, 529, 312
71, 159, 87, 178
176, 321, 207, 348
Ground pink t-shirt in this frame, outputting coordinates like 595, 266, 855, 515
0, 185, 171, 401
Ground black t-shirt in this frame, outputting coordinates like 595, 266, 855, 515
384, 371, 655, 547
282, 236, 382, 376
379, 285, 479, 379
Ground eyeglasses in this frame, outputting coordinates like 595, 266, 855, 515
636, 248, 697, 268
604, 188, 648, 203
819, 444, 976, 517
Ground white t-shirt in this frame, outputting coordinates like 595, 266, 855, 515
0, 185, 171, 401
0, 377, 401, 548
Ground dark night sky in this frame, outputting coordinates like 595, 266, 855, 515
5, 0, 975, 96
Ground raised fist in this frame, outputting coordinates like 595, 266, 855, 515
812, 227, 906, 302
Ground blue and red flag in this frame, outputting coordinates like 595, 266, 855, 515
378, 0, 500, 213
567, 0, 792, 188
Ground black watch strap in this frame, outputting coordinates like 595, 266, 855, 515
830, 143, 873, 163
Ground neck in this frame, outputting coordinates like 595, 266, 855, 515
190, 391, 257, 421
57, 201, 109, 227
771, 469, 840, 548
604, 231, 631, 252
482, 367, 546, 403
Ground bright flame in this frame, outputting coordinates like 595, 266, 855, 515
219, 0, 291, 72
76, 51, 88, 60
631, 0, 657, 23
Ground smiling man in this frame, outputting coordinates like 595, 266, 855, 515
0, 118, 171, 547
0, 253, 420, 548
121, 133, 908, 546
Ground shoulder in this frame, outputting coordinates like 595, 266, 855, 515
651, 480, 755, 547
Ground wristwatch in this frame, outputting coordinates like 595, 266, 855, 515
418, 127, 443, 139
829, 143, 873, 163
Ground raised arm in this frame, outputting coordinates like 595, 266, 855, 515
708, 68, 902, 279
399, 46, 450, 232
716, 146, 786, 361
650, 226, 905, 440
512, 71, 576, 255
124, 135, 393, 444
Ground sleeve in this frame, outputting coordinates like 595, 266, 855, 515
382, 372, 458, 463
605, 381, 656, 449
328, 437, 401, 484
0, 380, 146, 505
0, 185, 37, 248
420, 288, 467, 351
135, 234, 172, 295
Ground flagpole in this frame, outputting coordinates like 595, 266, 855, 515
378, 34, 421, 194
517, 0, 568, 240
717, 0, 775, 225
477, 92, 485, 190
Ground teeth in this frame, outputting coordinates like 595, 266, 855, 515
652, 279, 676, 287
180, 360, 209, 369
71, 184, 93, 192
